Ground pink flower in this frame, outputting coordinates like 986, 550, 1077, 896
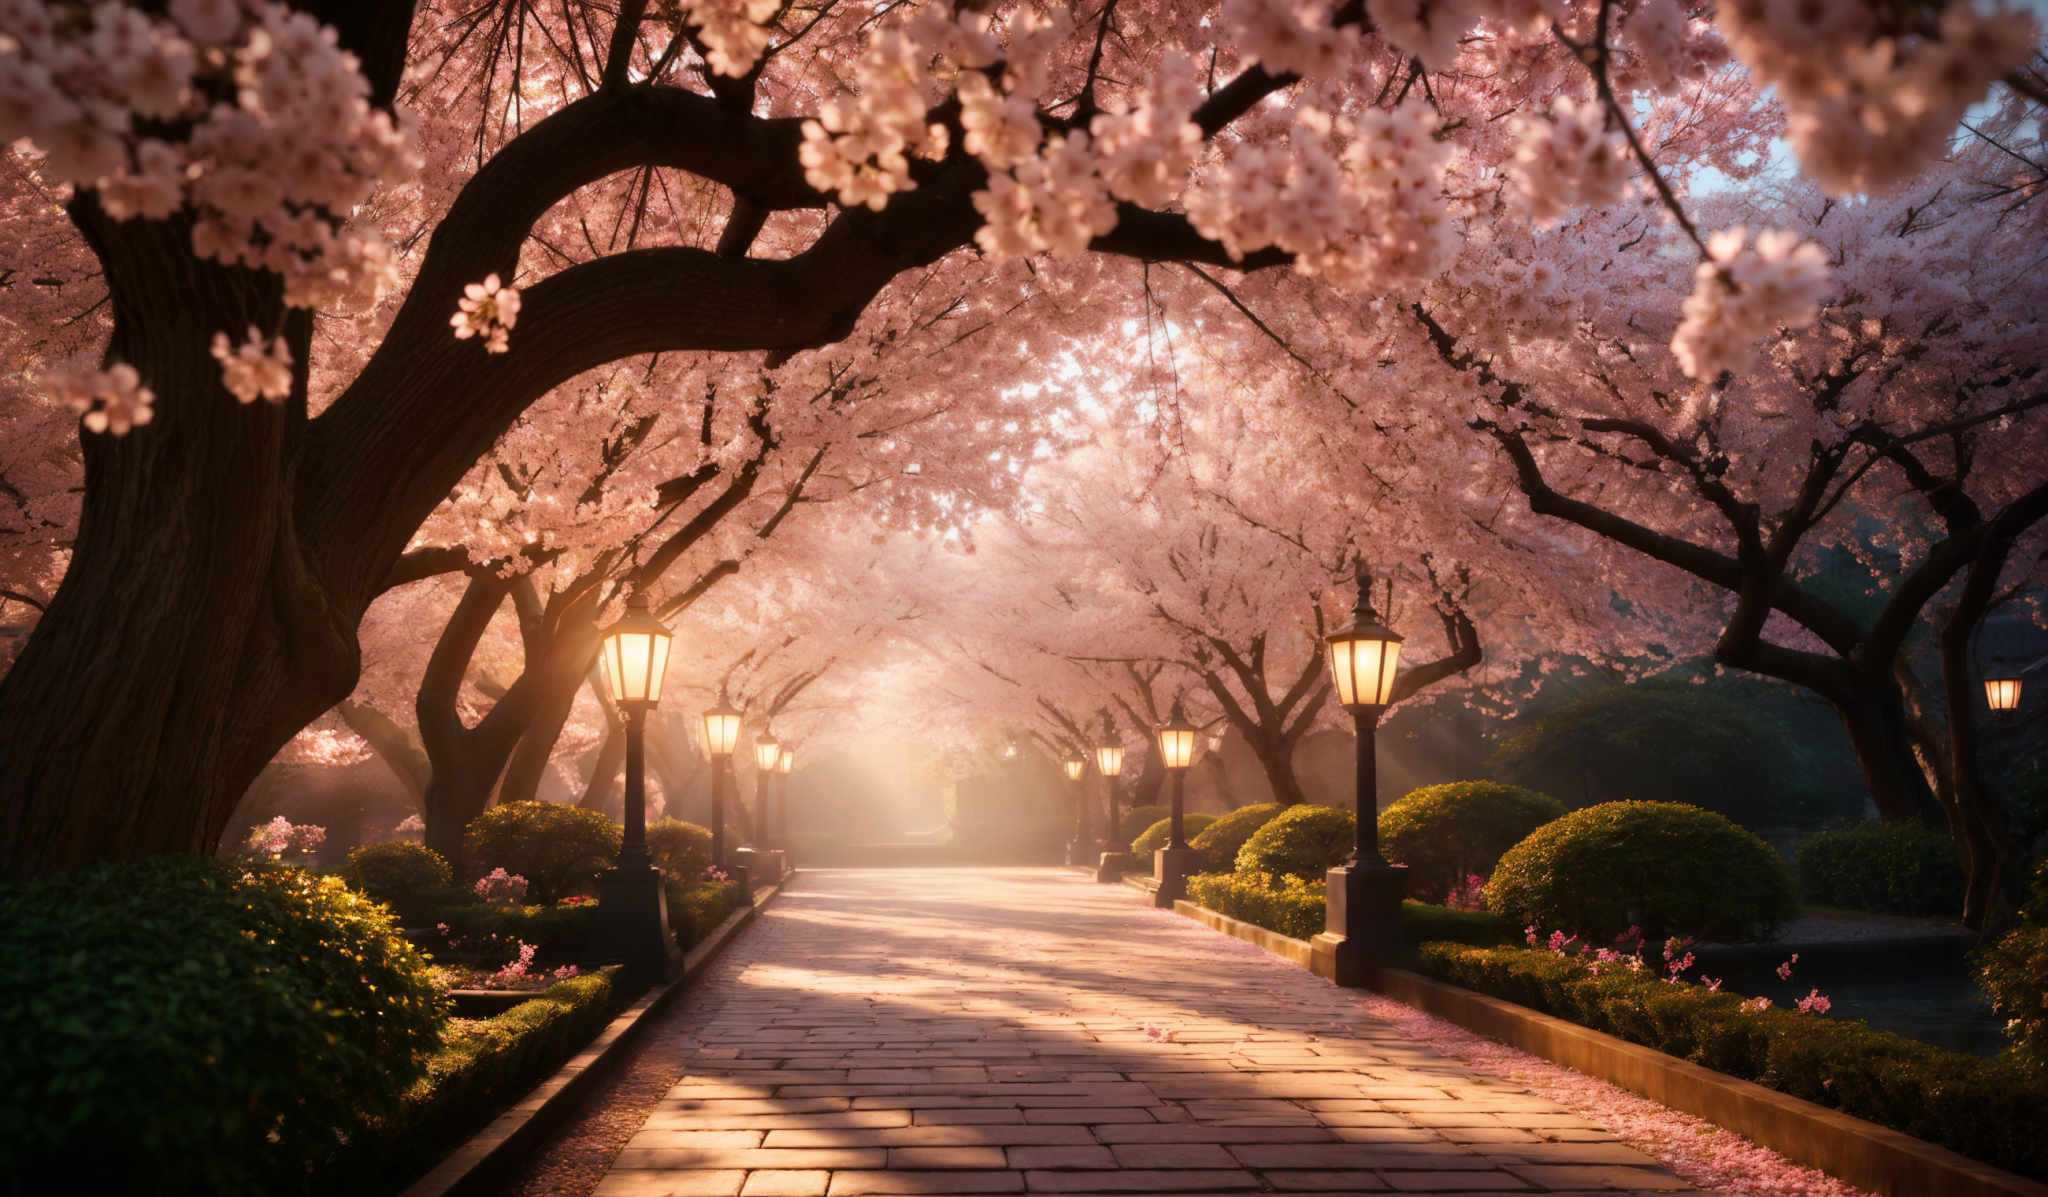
1525, 924, 1540, 946
1702, 976, 1723, 993
451, 273, 520, 353
1796, 989, 1832, 1015
1547, 930, 1578, 955
1775, 953, 1799, 982
474, 867, 529, 905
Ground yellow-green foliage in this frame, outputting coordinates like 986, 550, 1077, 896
1191, 803, 1283, 871
1187, 871, 1327, 940
1485, 800, 1795, 941
1131, 812, 1217, 855
1236, 803, 1354, 879
1378, 781, 1564, 900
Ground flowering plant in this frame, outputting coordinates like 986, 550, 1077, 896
1442, 873, 1486, 912
474, 868, 530, 905
238, 816, 325, 862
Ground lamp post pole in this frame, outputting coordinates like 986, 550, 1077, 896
592, 590, 680, 987
1093, 719, 1127, 882
1152, 704, 1200, 907
1312, 569, 1409, 986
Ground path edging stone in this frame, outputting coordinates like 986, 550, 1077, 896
398, 873, 792, 1197
1166, 894, 2048, 1197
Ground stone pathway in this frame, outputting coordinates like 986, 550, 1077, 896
559, 867, 1706, 1197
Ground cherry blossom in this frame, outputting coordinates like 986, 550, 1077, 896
43, 362, 155, 437
210, 328, 294, 404
451, 274, 521, 354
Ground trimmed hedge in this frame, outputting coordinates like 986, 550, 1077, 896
1186, 871, 1326, 940
1190, 803, 1283, 871
1132, 812, 1217, 856
646, 818, 715, 880
1419, 942, 2048, 1178
1401, 901, 1518, 947
432, 902, 600, 965
1237, 803, 1354, 879
1119, 803, 1170, 845
665, 877, 746, 949
1797, 821, 1964, 917
351, 968, 624, 1191
1379, 780, 1565, 901
1486, 801, 1795, 942
346, 840, 458, 923
0, 857, 447, 1195
1979, 854, 2048, 1074
464, 802, 621, 905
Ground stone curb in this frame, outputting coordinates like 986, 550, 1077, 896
399, 873, 793, 1197
1166, 895, 2048, 1197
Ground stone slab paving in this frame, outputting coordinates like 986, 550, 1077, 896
578, 868, 1708, 1197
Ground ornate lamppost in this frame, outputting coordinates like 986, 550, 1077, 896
1093, 719, 1126, 882
1151, 703, 1201, 907
701, 695, 741, 874
1064, 753, 1091, 865
592, 590, 681, 985
1311, 570, 1409, 986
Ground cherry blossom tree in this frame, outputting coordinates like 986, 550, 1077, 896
0, 0, 2039, 877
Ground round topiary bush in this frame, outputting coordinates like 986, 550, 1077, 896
1379, 781, 1566, 902
345, 839, 455, 922
645, 818, 714, 880
1131, 812, 1218, 856
1236, 803, 1355, 879
1191, 803, 1284, 871
1119, 803, 1169, 846
1485, 800, 1795, 942
464, 801, 622, 905
0, 856, 446, 1194
1795, 820, 1964, 916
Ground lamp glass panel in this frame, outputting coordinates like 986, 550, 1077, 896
1064, 757, 1085, 781
755, 738, 781, 770
1095, 744, 1124, 777
644, 633, 671, 704
777, 746, 794, 773
703, 710, 742, 756
1329, 635, 1402, 708
1987, 677, 2023, 711
1158, 727, 1195, 770
598, 638, 623, 704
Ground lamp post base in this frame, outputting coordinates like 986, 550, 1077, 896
1095, 851, 1130, 882
1311, 861, 1409, 987
729, 847, 759, 904
1152, 845, 1204, 907
591, 864, 683, 990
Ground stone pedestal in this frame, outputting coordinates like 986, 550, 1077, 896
1310, 861, 1408, 987
1095, 851, 1130, 882
729, 846, 760, 903
1152, 845, 1205, 908
590, 864, 683, 989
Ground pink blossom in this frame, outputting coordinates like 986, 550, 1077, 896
1797, 989, 1832, 1015
1776, 953, 1800, 982
452, 273, 520, 354
210, 327, 293, 404
474, 867, 529, 905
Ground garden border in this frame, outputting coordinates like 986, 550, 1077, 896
398, 873, 792, 1197
1167, 895, 2048, 1197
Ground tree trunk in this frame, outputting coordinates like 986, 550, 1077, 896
1248, 733, 1310, 807
421, 756, 504, 865
1830, 687, 1943, 825
338, 700, 430, 802
0, 216, 358, 879
580, 725, 625, 814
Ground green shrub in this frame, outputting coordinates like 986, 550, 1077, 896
1797, 821, 1963, 917
1191, 803, 1283, 871
664, 877, 745, 949
431, 902, 600, 965
1119, 803, 1169, 845
1401, 901, 1518, 947
1237, 803, 1355, 879
1979, 925, 2048, 1077
1485, 801, 1795, 942
1419, 942, 2048, 1178
1132, 812, 1217, 855
350, 968, 622, 1190
0, 857, 446, 1195
646, 818, 715, 880
1187, 871, 1327, 940
464, 801, 622, 905
1379, 780, 1566, 901
346, 840, 456, 922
